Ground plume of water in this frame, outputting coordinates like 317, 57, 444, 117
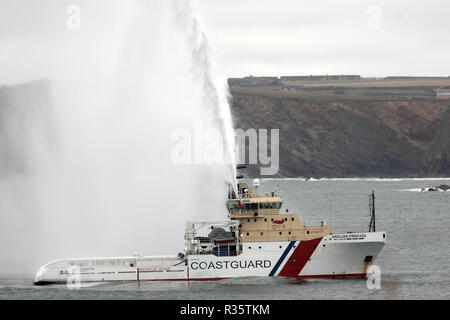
0, 0, 236, 275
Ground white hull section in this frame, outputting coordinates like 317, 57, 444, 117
33, 232, 386, 284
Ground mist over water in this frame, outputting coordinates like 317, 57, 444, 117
0, 0, 236, 275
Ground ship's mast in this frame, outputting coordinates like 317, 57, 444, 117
368, 190, 376, 232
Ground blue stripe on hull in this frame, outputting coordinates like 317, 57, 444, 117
268, 241, 296, 276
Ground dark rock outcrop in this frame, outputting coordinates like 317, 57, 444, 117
230, 88, 450, 178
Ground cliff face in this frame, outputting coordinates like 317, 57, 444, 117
230, 89, 450, 177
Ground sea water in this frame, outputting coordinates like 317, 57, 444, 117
1, 178, 448, 300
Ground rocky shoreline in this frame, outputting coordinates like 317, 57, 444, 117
420, 184, 450, 192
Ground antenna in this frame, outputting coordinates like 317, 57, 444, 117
368, 190, 376, 232
253, 178, 260, 197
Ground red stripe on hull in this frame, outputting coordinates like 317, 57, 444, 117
127, 277, 232, 282
296, 273, 367, 279
145, 277, 231, 282
278, 237, 323, 278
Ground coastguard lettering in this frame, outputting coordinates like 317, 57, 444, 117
190, 260, 272, 270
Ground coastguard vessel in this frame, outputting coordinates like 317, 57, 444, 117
33, 179, 386, 285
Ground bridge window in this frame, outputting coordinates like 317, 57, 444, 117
244, 203, 258, 210
260, 202, 282, 209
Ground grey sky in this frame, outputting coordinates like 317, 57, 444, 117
196, 0, 450, 78
0, 0, 449, 85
